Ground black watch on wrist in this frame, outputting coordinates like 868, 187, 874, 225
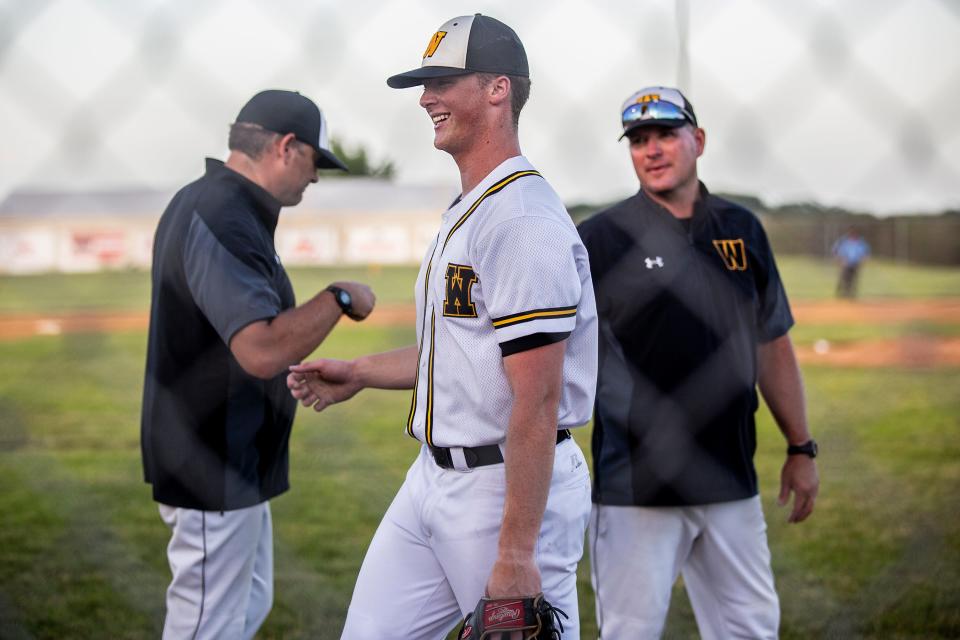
787, 439, 818, 458
326, 285, 357, 320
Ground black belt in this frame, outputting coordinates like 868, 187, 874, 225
429, 429, 571, 470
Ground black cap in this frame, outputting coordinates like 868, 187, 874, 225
235, 90, 347, 170
387, 14, 528, 89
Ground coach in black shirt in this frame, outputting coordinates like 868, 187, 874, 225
579, 87, 819, 639
141, 90, 374, 640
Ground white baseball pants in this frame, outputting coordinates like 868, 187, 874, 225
589, 496, 779, 639
158, 502, 273, 640
341, 438, 592, 639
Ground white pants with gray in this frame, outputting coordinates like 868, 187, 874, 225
589, 496, 779, 639
159, 502, 273, 640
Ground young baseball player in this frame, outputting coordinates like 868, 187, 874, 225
578, 86, 819, 639
288, 14, 598, 639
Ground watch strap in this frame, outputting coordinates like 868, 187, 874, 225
326, 285, 352, 314
787, 439, 818, 458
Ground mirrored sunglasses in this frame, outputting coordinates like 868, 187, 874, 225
621, 100, 693, 129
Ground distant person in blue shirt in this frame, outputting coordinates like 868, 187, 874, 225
833, 227, 870, 298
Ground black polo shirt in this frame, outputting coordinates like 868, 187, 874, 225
578, 184, 793, 506
141, 159, 297, 511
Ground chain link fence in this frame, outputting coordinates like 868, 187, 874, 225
1, 2, 959, 637
1, 0, 958, 214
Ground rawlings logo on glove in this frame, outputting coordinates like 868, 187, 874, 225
458, 593, 567, 639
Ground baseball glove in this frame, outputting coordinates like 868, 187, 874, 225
458, 593, 568, 639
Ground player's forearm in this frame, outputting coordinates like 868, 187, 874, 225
497, 342, 566, 557
499, 401, 557, 556
758, 333, 810, 445
230, 290, 348, 379
353, 345, 420, 390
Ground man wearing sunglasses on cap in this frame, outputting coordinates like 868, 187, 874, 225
578, 87, 819, 639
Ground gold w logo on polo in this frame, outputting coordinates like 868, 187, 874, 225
443, 263, 478, 318
712, 239, 748, 271
423, 31, 447, 58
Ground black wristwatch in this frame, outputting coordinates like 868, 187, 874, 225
787, 439, 818, 458
326, 285, 359, 320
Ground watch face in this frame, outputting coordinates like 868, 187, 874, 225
337, 290, 351, 306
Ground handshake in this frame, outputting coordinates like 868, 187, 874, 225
287, 355, 363, 413
288, 280, 379, 412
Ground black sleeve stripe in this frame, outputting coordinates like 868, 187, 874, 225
499, 331, 571, 357
491, 305, 577, 328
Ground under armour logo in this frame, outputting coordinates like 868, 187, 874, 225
645, 256, 664, 269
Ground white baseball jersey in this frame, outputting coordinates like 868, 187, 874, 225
405, 156, 598, 448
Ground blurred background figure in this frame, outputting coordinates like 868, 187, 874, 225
832, 227, 871, 299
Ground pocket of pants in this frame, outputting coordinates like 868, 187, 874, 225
554, 442, 590, 490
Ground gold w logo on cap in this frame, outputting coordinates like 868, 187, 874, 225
712, 239, 748, 271
423, 31, 447, 58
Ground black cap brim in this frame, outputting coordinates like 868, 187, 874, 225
619, 118, 688, 141
387, 66, 473, 89
315, 147, 348, 171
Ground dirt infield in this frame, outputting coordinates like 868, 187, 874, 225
3, 300, 960, 368
791, 299, 960, 325
0, 305, 417, 340
793, 335, 960, 368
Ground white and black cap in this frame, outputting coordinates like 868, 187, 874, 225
387, 14, 528, 89
235, 89, 348, 171
619, 86, 699, 140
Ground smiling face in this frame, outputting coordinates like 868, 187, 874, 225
628, 124, 705, 199
419, 74, 489, 157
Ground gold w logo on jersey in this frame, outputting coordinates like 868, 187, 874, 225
443, 263, 478, 318
423, 31, 447, 58
712, 239, 748, 271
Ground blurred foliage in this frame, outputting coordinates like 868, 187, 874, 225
322, 138, 395, 179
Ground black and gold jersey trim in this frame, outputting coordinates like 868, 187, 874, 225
441, 170, 542, 253
406, 235, 440, 439
425, 308, 436, 446
500, 331, 571, 357
405, 332, 426, 439
491, 305, 577, 329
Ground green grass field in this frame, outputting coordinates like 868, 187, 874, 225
1, 259, 959, 639
0, 265, 421, 314
1, 256, 958, 314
